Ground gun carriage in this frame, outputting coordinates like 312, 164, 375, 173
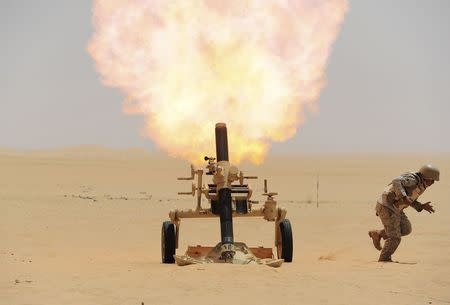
161, 123, 293, 265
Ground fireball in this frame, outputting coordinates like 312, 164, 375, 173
88, 0, 348, 164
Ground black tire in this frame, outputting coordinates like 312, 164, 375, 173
161, 221, 176, 263
278, 219, 293, 262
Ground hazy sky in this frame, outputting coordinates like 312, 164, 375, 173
2, 1, 450, 154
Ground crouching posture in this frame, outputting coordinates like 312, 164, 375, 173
368, 165, 439, 262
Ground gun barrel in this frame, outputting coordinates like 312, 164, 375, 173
214, 123, 233, 247
218, 188, 233, 244
215, 123, 229, 162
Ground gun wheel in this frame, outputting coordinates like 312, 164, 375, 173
161, 221, 176, 263
277, 219, 293, 262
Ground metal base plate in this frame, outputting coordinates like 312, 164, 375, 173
174, 242, 283, 267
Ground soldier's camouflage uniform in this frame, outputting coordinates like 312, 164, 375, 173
374, 172, 427, 261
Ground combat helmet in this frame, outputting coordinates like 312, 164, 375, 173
419, 164, 440, 181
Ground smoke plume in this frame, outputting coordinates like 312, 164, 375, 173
88, 0, 348, 164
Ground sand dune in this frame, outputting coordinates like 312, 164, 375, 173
1, 148, 449, 304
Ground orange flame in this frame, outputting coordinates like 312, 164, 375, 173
88, 0, 348, 164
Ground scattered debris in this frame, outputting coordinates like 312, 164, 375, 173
139, 194, 152, 200
14, 279, 32, 285
64, 193, 153, 202
318, 253, 336, 261
72, 194, 97, 202
104, 194, 152, 201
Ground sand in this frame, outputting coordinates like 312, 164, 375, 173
1, 148, 450, 305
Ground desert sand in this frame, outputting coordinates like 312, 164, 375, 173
1, 148, 449, 305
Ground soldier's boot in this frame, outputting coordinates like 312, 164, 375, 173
368, 230, 382, 251
378, 237, 401, 262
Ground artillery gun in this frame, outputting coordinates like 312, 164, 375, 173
161, 123, 293, 266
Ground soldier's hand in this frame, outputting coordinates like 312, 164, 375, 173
421, 201, 435, 213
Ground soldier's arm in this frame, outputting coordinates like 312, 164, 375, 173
410, 200, 423, 212
391, 174, 417, 198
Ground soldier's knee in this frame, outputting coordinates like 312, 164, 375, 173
401, 225, 412, 236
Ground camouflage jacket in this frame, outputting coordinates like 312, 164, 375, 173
377, 172, 426, 213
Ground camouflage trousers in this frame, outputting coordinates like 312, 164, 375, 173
375, 203, 412, 260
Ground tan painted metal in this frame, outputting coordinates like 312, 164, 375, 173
186, 245, 274, 259
174, 242, 284, 267
174, 163, 287, 256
